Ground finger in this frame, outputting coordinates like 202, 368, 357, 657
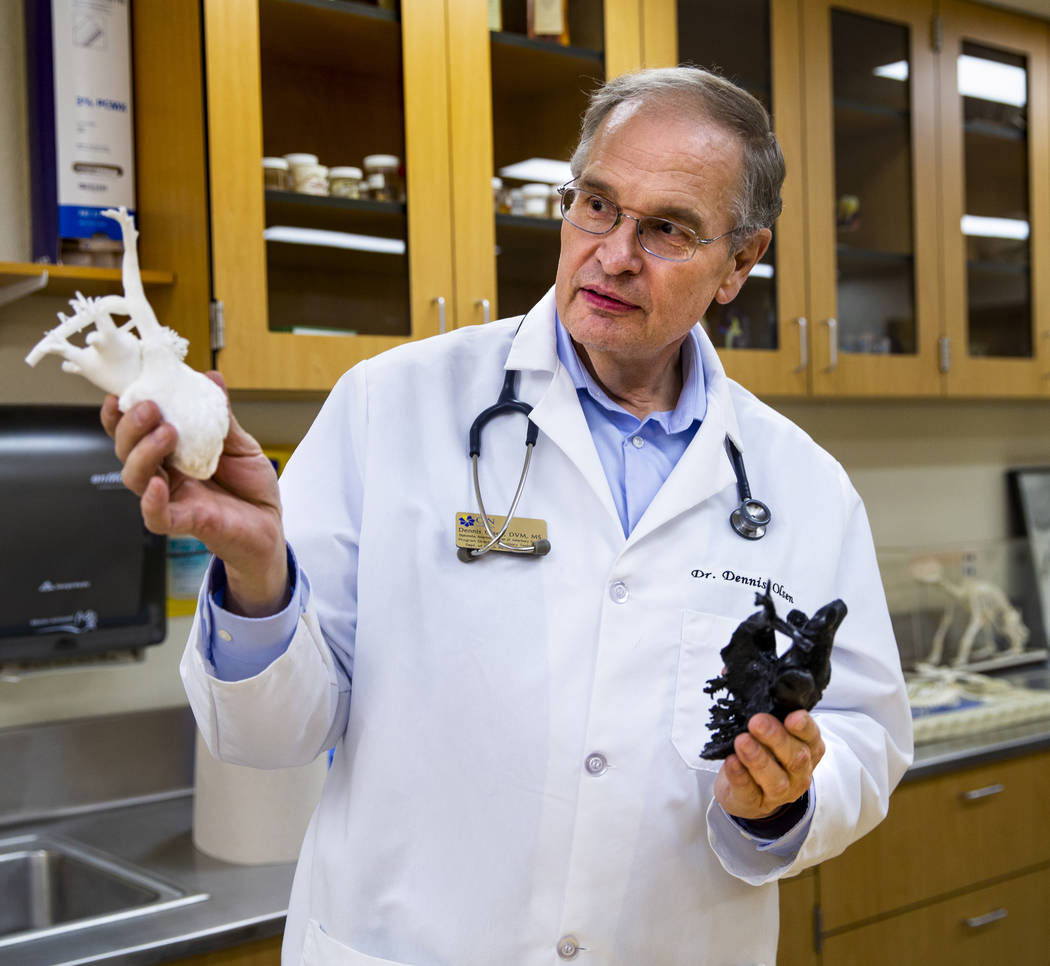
120, 421, 178, 496
203, 370, 259, 458
139, 474, 175, 534
112, 400, 163, 464
100, 394, 122, 439
785, 710, 826, 767
734, 730, 793, 802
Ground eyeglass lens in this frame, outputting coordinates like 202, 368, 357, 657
560, 187, 697, 261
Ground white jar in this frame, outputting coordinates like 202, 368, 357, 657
292, 163, 329, 196
262, 157, 290, 191
329, 166, 363, 199
363, 154, 402, 203
522, 182, 551, 217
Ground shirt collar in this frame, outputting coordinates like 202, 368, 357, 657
554, 312, 707, 434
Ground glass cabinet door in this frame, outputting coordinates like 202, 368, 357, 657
675, 0, 809, 395
938, 1, 1050, 397
803, 0, 941, 396
204, 0, 455, 391
448, 0, 644, 329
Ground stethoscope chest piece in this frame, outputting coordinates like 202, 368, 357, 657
730, 498, 771, 540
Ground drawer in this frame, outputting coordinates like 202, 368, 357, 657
821, 864, 1050, 966
819, 749, 1050, 928
777, 870, 819, 966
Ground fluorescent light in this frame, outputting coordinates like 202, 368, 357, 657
749, 263, 774, 279
961, 214, 1029, 239
263, 226, 406, 255
874, 56, 1027, 107
958, 54, 1026, 107
874, 60, 909, 82
498, 158, 573, 184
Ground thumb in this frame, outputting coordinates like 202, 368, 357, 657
204, 370, 260, 458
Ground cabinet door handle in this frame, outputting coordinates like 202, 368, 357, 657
960, 782, 1004, 802
823, 317, 838, 372
964, 908, 1008, 929
475, 298, 491, 325
432, 296, 447, 334
794, 316, 808, 372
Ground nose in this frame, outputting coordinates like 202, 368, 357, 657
596, 213, 644, 275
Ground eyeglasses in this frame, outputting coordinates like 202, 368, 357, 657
557, 182, 739, 262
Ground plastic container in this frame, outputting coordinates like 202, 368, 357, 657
522, 183, 551, 217
292, 163, 329, 196
329, 166, 363, 199
262, 157, 290, 191
492, 176, 511, 214
363, 154, 401, 202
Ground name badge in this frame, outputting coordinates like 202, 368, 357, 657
455, 512, 548, 552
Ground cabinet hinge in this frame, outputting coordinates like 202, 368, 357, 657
938, 335, 951, 373
931, 15, 943, 53
209, 299, 225, 353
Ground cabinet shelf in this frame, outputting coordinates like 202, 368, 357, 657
265, 190, 406, 235
260, 0, 399, 76
0, 262, 175, 299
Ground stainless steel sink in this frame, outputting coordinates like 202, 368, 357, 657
0, 832, 206, 948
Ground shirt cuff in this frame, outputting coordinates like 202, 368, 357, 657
724, 787, 815, 857
203, 545, 305, 681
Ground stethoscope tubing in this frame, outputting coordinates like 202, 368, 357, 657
459, 353, 773, 562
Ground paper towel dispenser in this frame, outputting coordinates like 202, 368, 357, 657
0, 405, 166, 663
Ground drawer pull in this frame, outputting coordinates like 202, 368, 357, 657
965, 908, 1008, 929
960, 782, 1005, 802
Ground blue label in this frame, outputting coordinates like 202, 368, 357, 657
58, 204, 134, 241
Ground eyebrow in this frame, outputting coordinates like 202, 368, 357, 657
576, 175, 706, 232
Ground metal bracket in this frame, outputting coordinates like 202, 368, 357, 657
0, 271, 49, 309
209, 299, 226, 352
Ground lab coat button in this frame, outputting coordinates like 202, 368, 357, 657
609, 581, 629, 603
557, 936, 580, 959
631, 435, 644, 448
585, 753, 608, 776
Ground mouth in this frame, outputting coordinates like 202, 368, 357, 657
580, 286, 640, 313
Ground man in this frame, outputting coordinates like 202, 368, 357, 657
107, 67, 911, 965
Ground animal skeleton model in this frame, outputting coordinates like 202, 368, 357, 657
909, 557, 1029, 667
25, 207, 228, 479
701, 587, 846, 760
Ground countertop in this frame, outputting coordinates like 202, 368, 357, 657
6, 697, 1050, 965
0, 793, 293, 966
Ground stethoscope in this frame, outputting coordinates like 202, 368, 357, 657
456, 367, 772, 562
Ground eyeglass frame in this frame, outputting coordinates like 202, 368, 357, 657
556, 180, 745, 262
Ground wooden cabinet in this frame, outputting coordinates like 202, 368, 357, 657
2, 1, 212, 371
166, 935, 282, 965
203, 0, 645, 392
649, 0, 1050, 400
775, 749, 1050, 965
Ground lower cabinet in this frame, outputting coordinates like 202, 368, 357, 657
821, 865, 1050, 965
776, 747, 1050, 965
169, 935, 282, 966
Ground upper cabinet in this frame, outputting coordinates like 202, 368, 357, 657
201, 0, 1050, 397
204, 0, 644, 392
649, 0, 1050, 399
937, 0, 1050, 397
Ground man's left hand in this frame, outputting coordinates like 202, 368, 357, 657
714, 710, 824, 821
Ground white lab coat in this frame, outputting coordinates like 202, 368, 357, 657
182, 288, 912, 966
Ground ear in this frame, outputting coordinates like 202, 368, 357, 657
714, 228, 772, 305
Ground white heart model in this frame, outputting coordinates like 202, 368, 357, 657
25, 207, 229, 479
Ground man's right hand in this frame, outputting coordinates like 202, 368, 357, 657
101, 371, 290, 617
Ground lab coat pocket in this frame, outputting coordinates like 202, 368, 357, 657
672, 609, 738, 774
300, 919, 416, 966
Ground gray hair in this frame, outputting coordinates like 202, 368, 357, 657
569, 67, 785, 251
